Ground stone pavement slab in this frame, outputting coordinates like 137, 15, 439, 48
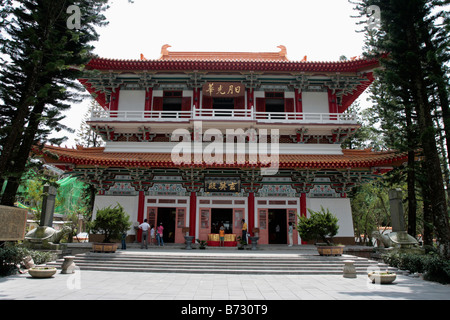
0, 269, 449, 301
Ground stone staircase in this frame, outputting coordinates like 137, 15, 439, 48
46, 248, 398, 275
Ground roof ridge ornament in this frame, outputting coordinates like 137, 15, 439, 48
277, 45, 287, 60
160, 44, 171, 58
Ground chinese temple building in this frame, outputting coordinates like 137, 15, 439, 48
39, 45, 407, 246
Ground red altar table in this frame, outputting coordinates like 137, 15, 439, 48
207, 233, 237, 247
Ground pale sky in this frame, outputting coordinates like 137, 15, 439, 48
56, 0, 370, 147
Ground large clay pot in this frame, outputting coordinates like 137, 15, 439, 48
29, 267, 57, 278
92, 242, 118, 253
316, 245, 345, 256
368, 272, 397, 284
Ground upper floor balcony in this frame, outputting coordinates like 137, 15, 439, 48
90, 107, 358, 125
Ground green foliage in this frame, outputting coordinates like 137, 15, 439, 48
75, 98, 105, 147
87, 204, 131, 243
0, 243, 54, 277
0, 245, 23, 276
196, 239, 207, 249
0, 0, 111, 206
382, 251, 450, 284
297, 207, 339, 245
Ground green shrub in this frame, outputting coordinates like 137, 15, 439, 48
297, 206, 339, 245
0, 244, 55, 277
382, 251, 450, 284
0, 245, 22, 277
423, 254, 450, 284
87, 204, 131, 243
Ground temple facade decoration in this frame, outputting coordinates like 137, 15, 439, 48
37, 45, 407, 246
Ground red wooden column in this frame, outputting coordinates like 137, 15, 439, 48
328, 89, 338, 120
246, 88, 254, 109
189, 192, 197, 239
144, 88, 153, 118
295, 89, 303, 119
248, 192, 255, 241
137, 191, 145, 242
300, 193, 307, 244
109, 88, 120, 117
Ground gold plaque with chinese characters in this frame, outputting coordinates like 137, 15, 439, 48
202, 82, 245, 98
205, 177, 241, 193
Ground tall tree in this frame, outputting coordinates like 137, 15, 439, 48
75, 99, 105, 148
351, 0, 450, 257
0, 0, 109, 205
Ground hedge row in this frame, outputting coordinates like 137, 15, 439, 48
382, 251, 450, 284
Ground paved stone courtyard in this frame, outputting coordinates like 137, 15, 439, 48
1, 269, 449, 300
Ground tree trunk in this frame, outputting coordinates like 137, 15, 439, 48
405, 26, 450, 257
405, 102, 417, 238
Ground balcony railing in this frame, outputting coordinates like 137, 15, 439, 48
90, 108, 357, 124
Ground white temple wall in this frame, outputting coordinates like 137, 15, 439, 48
302, 92, 329, 114
92, 195, 139, 235
306, 197, 354, 238
118, 90, 146, 111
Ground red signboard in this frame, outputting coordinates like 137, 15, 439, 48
202, 82, 245, 98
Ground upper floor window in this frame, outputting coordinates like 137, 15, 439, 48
213, 97, 234, 109
163, 91, 183, 111
265, 92, 285, 112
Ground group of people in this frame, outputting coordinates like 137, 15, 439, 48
124, 218, 295, 249
138, 219, 165, 249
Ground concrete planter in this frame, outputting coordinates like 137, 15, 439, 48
316, 245, 345, 256
91, 242, 118, 253
368, 272, 397, 284
29, 267, 57, 278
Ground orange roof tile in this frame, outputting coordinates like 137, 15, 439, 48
37, 145, 407, 170
158, 44, 289, 62
85, 45, 380, 73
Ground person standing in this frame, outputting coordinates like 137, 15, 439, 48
150, 225, 155, 246
157, 223, 164, 246
288, 222, 294, 247
241, 219, 247, 244
121, 231, 127, 250
219, 225, 225, 247
139, 219, 150, 249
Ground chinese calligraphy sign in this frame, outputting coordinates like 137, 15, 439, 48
202, 82, 245, 98
205, 178, 241, 193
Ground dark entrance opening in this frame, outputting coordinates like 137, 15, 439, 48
213, 97, 235, 110
268, 209, 287, 244
157, 207, 176, 243
211, 208, 233, 234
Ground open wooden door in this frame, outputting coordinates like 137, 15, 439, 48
146, 207, 157, 245
233, 208, 245, 240
258, 208, 268, 244
287, 208, 298, 245
175, 208, 186, 244
147, 207, 157, 229
199, 208, 210, 241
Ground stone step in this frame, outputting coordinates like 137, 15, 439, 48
45, 251, 397, 275
49, 257, 386, 267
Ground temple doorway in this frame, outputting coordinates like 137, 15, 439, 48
211, 208, 233, 234
268, 209, 287, 244
156, 207, 176, 243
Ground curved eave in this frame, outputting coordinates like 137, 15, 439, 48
85, 57, 380, 73
37, 146, 408, 171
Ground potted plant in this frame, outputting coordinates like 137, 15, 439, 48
236, 236, 247, 250
196, 239, 207, 249
87, 204, 131, 253
297, 206, 344, 256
